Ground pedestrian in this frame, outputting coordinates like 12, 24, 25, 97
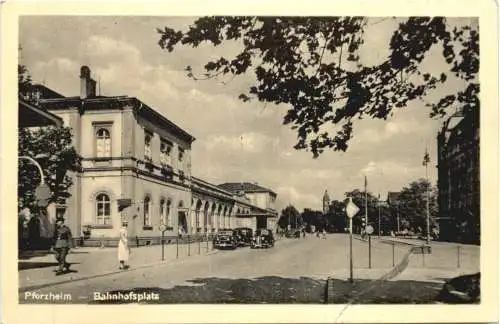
52, 218, 73, 274
322, 228, 326, 239
118, 220, 131, 270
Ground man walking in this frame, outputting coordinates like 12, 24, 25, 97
52, 218, 73, 275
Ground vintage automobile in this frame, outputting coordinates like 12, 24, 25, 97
250, 228, 275, 249
234, 227, 253, 247
213, 230, 237, 250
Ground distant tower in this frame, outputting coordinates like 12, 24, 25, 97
322, 190, 330, 214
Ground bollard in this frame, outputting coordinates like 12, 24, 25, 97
457, 245, 461, 268
206, 234, 209, 252
161, 232, 165, 261
176, 236, 179, 259
392, 242, 395, 267
368, 235, 372, 269
422, 246, 425, 267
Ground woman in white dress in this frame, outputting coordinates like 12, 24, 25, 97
118, 221, 130, 270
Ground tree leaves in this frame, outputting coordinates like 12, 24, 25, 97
157, 17, 479, 158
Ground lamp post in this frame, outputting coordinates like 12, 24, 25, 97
19, 156, 45, 185
423, 147, 431, 245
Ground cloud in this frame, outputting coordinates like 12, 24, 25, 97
275, 186, 319, 211
204, 132, 279, 154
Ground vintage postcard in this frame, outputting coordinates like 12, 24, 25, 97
1, 0, 498, 323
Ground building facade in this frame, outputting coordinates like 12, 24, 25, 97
32, 66, 277, 246
436, 107, 480, 244
217, 182, 278, 230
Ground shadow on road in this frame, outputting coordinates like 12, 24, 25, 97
91, 276, 326, 304
85, 275, 478, 305
19, 262, 81, 271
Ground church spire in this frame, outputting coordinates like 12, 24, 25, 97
322, 190, 330, 214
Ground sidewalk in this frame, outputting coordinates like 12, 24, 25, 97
19, 239, 218, 292
392, 241, 480, 283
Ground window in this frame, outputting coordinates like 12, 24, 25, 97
96, 194, 111, 225
160, 199, 165, 224
96, 128, 111, 158
159, 198, 172, 226
143, 196, 151, 227
178, 147, 184, 165
166, 200, 172, 226
144, 133, 152, 161
160, 140, 173, 166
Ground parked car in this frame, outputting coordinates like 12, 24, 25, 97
251, 228, 275, 249
285, 229, 301, 238
234, 227, 253, 247
213, 230, 237, 250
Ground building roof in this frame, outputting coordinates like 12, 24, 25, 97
39, 95, 196, 143
31, 84, 65, 99
217, 182, 277, 196
18, 98, 63, 127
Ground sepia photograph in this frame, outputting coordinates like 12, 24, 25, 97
1, 1, 498, 323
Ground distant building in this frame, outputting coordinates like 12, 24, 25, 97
217, 182, 278, 230
322, 190, 330, 214
437, 107, 479, 243
28, 65, 277, 246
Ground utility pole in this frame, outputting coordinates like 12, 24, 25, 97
397, 203, 400, 233
378, 193, 381, 237
364, 176, 368, 233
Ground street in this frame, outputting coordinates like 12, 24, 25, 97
20, 234, 411, 304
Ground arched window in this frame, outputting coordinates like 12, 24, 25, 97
144, 133, 152, 161
160, 198, 172, 226
96, 193, 111, 225
96, 128, 111, 158
166, 199, 172, 226
143, 196, 151, 226
195, 200, 202, 230
160, 198, 165, 225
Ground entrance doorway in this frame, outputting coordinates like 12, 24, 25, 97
178, 211, 188, 234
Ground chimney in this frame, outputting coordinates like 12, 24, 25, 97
80, 66, 96, 98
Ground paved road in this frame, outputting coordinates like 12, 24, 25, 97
20, 234, 408, 304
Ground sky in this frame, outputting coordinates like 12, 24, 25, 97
19, 16, 473, 212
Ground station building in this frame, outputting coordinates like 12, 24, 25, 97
29, 65, 277, 245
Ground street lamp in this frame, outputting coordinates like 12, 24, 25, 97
19, 155, 45, 185
423, 148, 431, 245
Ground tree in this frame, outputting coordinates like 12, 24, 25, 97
158, 17, 478, 158
18, 65, 81, 212
325, 200, 347, 232
397, 179, 438, 235
344, 189, 381, 234
301, 208, 324, 232
279, 205, 302, 230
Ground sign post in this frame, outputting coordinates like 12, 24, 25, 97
366, 225, 374, 268
346, 197, 360, 283
159, 224, 167, 261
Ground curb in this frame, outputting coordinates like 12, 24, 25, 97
19, 249, 220, 293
